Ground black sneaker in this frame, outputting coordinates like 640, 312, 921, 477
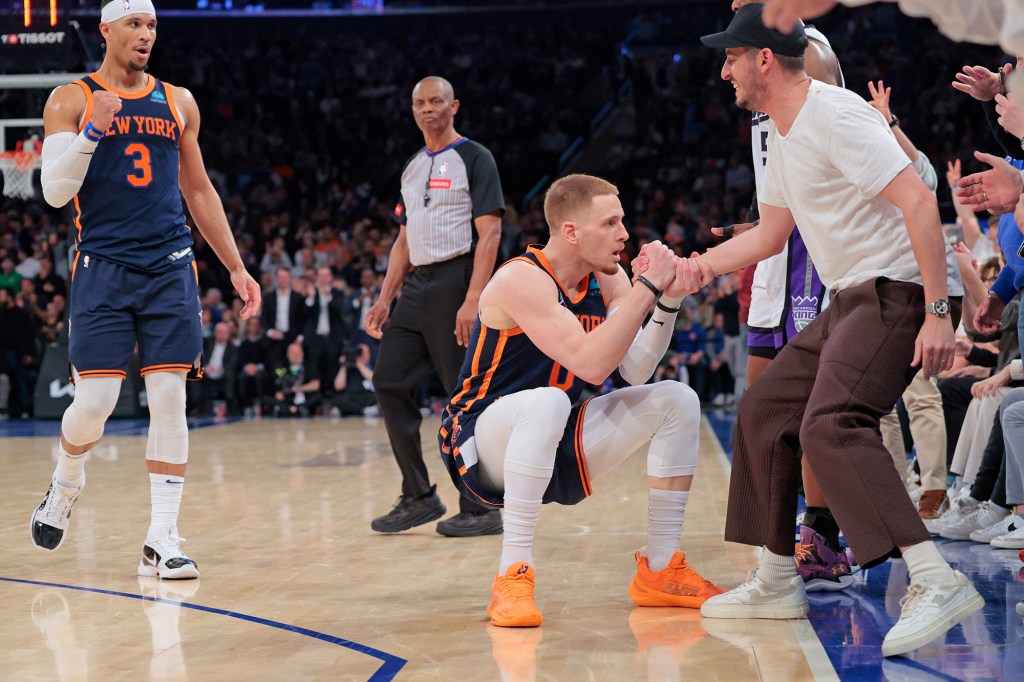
371, 485, 447, 533
436, 509, 503, 537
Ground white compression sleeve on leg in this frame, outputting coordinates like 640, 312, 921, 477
61, 374, 122, 446
617, 295, 683, 386
41, 131, 99, 208
144, 372, 189, 465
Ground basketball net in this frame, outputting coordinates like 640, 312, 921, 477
0, 151, 40, 199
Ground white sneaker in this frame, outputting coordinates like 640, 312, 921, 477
987, 516, 1024, 548
924, 497, 975, 535
699, 569, 808, 619
881, 571, 983, 657
1017, 601, 1024, 618
968, 512, 1023, 544
138, 527, 200, 580
939, 502, 1008, 541
30, 475, 84, 551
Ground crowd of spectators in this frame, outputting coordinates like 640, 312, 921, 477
0, 2, 1015, 420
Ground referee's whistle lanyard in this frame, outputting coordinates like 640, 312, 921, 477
423, 137, 466, 207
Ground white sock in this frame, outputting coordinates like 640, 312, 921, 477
498, 467, 550, 575
499, 495, 541, 575
54, 444, 86, 489
647, 488, 688, 572
903, 541, 956, 582
148, 473, 184, 540
758, 547, 798, 585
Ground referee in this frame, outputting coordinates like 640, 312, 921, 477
366, 76, 504, 537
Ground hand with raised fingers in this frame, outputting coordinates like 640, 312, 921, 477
867, 80, 893, 123
956, 151, 1024, 213
951, 64, 1004, 102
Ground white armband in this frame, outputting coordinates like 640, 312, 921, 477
41, 131, 99, 208
618, 295, 683, 386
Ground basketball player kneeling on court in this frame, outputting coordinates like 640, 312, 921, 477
437, 174, 722, 627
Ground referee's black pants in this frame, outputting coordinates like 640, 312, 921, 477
372, 254, 489, 513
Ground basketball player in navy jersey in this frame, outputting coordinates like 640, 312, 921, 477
32, 0, 261, 579
438, 174, 722, 627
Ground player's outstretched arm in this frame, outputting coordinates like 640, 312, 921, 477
174, 85, 261, 319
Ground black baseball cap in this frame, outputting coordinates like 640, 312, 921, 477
700, 3, 808, 58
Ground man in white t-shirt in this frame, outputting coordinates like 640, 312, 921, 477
693, 4, 979, 658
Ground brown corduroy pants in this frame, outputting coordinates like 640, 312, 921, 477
724, 278, 960, 569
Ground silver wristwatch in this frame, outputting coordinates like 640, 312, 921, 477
924, 299, 950, 317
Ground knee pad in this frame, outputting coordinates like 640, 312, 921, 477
504, 387, 571, 477
62, 373, 122, 446
647, 381, 700, 477
514, 387, 572, 425
144, 372, 189, 465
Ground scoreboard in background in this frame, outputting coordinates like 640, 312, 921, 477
0, 0, 72, 73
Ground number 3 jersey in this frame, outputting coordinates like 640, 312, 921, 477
72, 74, 193, 273
439, 247, 608, 468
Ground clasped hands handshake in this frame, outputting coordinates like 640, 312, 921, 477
629, 241, 715, 299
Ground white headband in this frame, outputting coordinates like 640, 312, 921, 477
101, 0, 157, 24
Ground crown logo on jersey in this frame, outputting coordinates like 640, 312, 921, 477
791, 295, 819, 331
151, 90, 166, 102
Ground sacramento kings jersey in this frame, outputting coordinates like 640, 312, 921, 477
748, 26, 839, 337
72, 74, 193, 273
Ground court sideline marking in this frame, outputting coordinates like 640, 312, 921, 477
702, 415, 840, 682
0, 576, 407, 681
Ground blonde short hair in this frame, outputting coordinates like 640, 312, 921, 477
543, 174, 619, 233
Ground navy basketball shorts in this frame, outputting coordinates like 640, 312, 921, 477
440, 398, 593, 509
69, 254, 202, 380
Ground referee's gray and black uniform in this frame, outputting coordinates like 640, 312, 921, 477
374, 137, 504, 521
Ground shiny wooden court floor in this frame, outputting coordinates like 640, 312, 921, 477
0, 417, 829, 681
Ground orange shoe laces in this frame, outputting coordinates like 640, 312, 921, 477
497, 573, 536, 603
794, 543, 814, 565
663, 557, 713, 588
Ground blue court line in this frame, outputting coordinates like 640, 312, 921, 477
0, 576, 407, 681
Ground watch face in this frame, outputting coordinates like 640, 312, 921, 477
934, 300, 950, 315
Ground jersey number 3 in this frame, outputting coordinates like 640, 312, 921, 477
124, 143, 153, 188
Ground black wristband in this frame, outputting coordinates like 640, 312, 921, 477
635, 275, 662, 299
888, 113, 899, 128
656, 300, 681, 314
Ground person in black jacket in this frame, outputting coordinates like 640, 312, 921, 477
261, 267, 305, 367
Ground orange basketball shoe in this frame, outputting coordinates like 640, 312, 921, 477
629, 550, 724, 608
488, 563, 543, 627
